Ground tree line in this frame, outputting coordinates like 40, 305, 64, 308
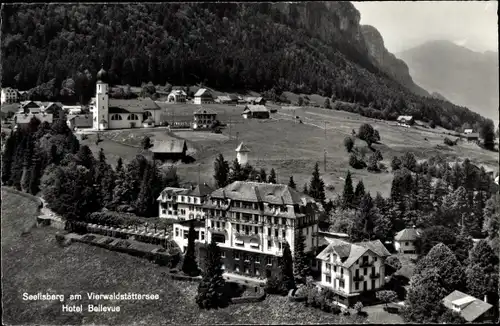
1, 3, 492, 131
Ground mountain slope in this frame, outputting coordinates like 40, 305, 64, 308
397, 40, 499, 122
0, 3, 490, 130
361, 25, 430, 97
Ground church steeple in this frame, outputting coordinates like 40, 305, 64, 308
96, 64, 108, 83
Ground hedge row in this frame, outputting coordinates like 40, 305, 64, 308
72, 233, 180, 268
85, 211, 143, 228
231, 291, 266, 304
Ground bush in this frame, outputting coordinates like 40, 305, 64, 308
444, 137, 455, 146
429, 120, 436, 128
265, 276, 288, 295
344, 136, 354, 152
349, 154, 366, 169
354, 301, 364, 314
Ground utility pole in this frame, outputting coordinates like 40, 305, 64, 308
324, 121, 327, 173
198, 163, 201, 186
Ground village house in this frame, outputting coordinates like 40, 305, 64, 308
167, 89, 187, 103
66, 113, 93, 130
397, 115, 414, 127
193, 88, 214, 105
316, 238, 391, 307
172, 219, 206, 253
14, 111, 53, 126
463, 128, 474, 134
462, 132, 480, 142
157, 184, 213, 220
216, 94, 239, 104
393, 227, 420, 254
150, 139, 188, 162
193, 108, 217, 130
90, 67, 162, 130
442, 291, 494, 323
244, 97, 266, 105
201, 181, 322, 281
242, 105, 270, 119
1, 87, 19, 104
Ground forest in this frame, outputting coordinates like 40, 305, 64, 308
0, 3, 491, 131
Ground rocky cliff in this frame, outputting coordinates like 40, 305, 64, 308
361, 25, 430, 97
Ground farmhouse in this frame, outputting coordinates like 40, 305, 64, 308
167, 90, 187, 103
172, 219, 206, 253
201, 181, 321, 280
150, 139, 187, 162
442, 291, 494, 323
397, 115, 414, 127
462, 132, 479, 142
242, 105, 270, 119
90, 67, 162, 130
393, 227, 420, 254
1, 87, 19, 104
316, 239, 391, 307
244, 97, 266, 105
193, 88, 213, 105
67, 113, 93, 130
193, 108, 217, 130
157, 183, 213, 220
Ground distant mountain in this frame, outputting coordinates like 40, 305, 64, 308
361, 25, 430, 97
397, 40, 499, 123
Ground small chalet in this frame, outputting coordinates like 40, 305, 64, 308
67, 113, 93, 130
167, 90, 187, 103
151, 139, 188, 161
397, 115, 414, 127
443, 291, 494, 323
242, 105, 270, 119
393, 227, 420, 254
462, 132, 479, 142
244, 97, 266, 105
194, 88, 213, 105
193, 108, 217, 130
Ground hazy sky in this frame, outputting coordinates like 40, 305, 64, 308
352, 1, 498, 54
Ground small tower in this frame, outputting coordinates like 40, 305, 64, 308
94, 66, 109, 130
235, 142, 250, 165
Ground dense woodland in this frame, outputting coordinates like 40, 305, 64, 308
1, 3, 492, 131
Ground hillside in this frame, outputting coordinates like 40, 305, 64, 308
0, 2, 490, 130
397, 40, 499, 123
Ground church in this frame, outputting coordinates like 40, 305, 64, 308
91, 67, 162, 130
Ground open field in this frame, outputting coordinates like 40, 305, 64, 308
1, 188, 361, 325
82, 104, 498, 197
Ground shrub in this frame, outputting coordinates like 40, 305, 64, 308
349, 154, 366, 169
344, 136, 354, 152
444, 137, 455, 146
429, 120, 436, 128
354, 301, 364, 314
265, 276, 287, 295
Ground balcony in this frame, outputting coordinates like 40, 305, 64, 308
369, 272, 380, 279
359, 260, 373, 267
353, 275, 364, 282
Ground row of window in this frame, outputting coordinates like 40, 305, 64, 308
110, 113, 141, 121
325, 276, 345, 289
325, 277, 377, 292
175, 228, 205, 241
231, 252, 273, 265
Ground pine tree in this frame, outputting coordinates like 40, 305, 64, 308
28, 149, 43, 195
281, 242, 296, 291
116, 157, 124, 172
342, 170, 354, 208
268, 168, 277, 184
196, 240, 229, 309
303, 183, 309, 195
308, 162, 325, 203
228, 158, 243, 183
182, 220, 200, 276
293, 232, 310, 284
288, 176, 297, 189
416, 174, 433, 212
135, 165, 154, 216
141, 136, 152, 149
259, 168, 267, 183
353, 179, 365, 207
213, 154, 230, 187
1, 131, 16, 185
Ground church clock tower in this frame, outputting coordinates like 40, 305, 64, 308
94, 66, 109, 130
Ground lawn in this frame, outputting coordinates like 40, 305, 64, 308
77, 104, 497, 198
1, 188, 366, 325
